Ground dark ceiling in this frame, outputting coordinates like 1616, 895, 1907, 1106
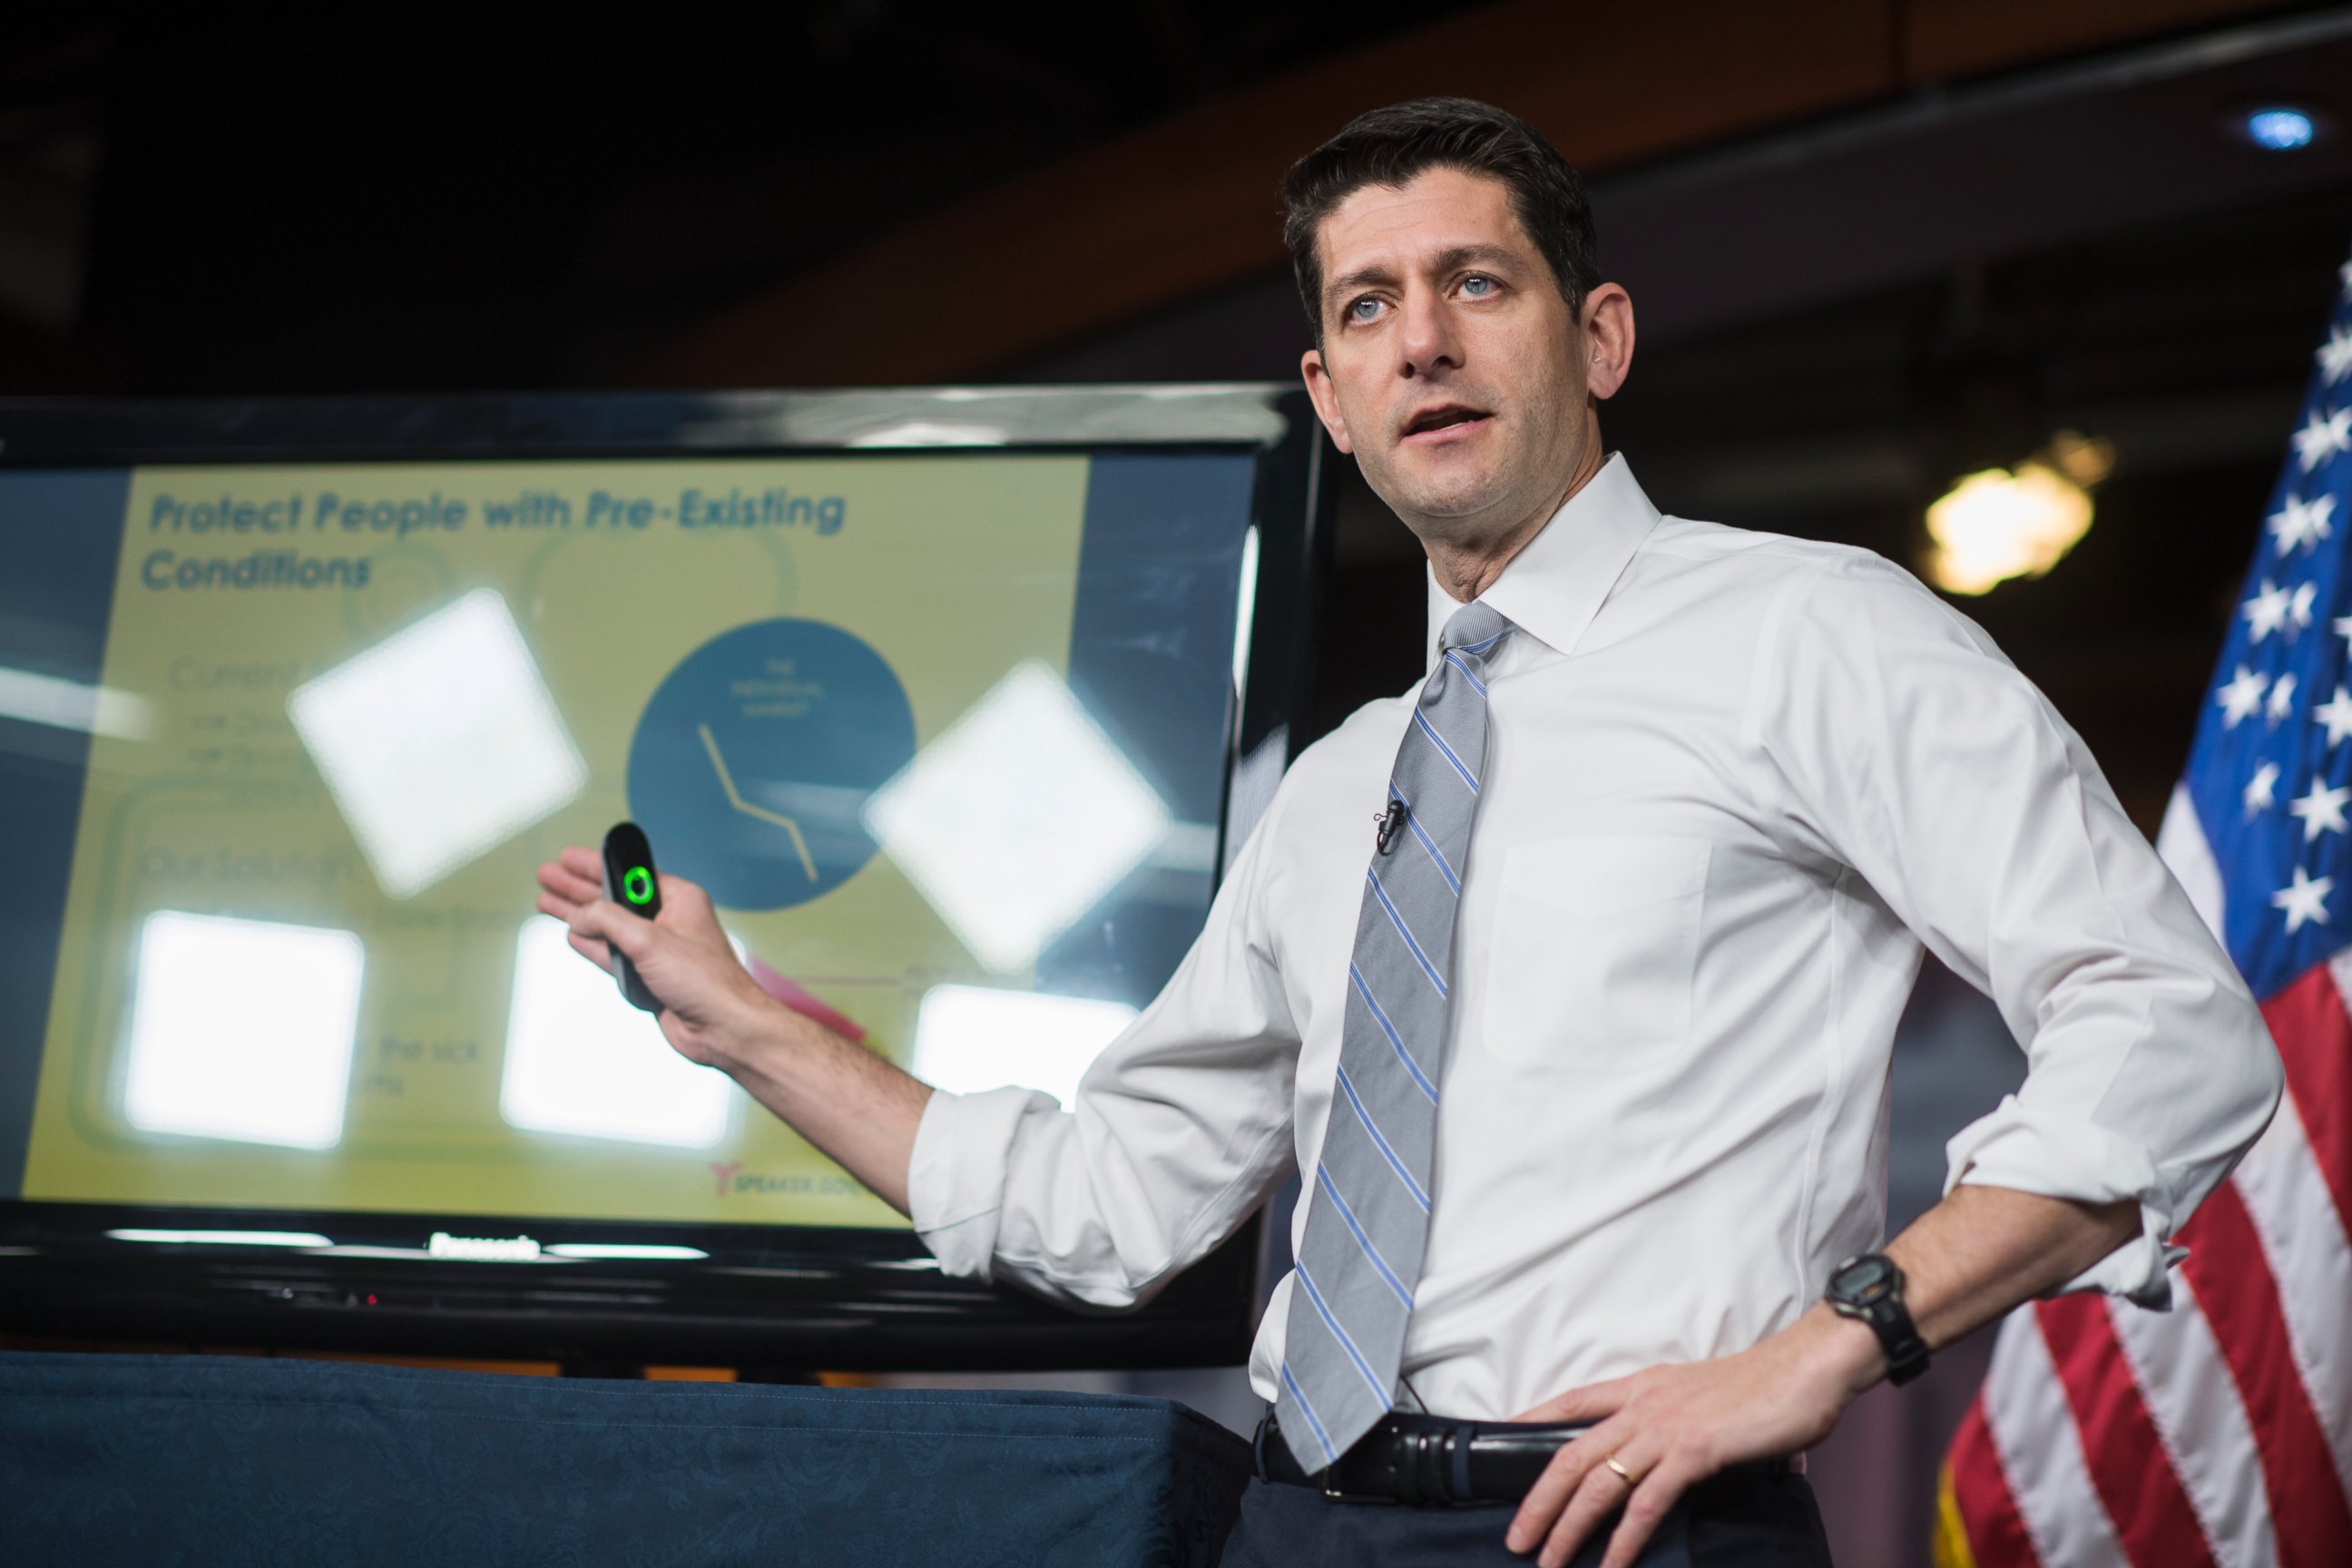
0, 5, 1489, 395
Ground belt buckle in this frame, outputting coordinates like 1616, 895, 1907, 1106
1316, 1460, 1397, 1505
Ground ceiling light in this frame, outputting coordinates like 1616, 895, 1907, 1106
122, 911, 365, 1150
500, 915, 736, 1147
289, 588, 586, 899
862, 662, 1171, 973
1231, 525, 1260, 701
106, 1229, 336, 1247
1926, 431, 2112, 595
0, 667, 152, 739
909, 985, 1139, 1108
2244, 106, 2318, 152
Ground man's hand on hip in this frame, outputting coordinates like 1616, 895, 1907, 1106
1502, 1307, 1880, 1568
1499, 1183, 2143, 1567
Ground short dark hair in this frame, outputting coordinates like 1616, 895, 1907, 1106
1279, 97, 1601, 342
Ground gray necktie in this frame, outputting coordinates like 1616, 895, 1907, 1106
1276, 599, 1512, 1469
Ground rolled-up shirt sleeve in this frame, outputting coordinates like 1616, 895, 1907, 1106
906, 782, 1302, 1310
1753, 552, 2284, 1307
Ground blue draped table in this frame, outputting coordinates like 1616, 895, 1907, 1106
0, 1350, 1252, 1566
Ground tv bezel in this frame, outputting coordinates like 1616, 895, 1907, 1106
0, 385, 1331, 1370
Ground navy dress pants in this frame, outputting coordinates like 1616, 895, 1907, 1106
1217, 1467, 1835, 1567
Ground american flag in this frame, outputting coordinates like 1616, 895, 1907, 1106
1936, 252, 2352, 1567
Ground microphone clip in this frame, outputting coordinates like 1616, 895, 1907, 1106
1376, 799, 1408, 855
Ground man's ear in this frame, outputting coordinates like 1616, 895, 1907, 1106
1582, 283, 1635, 402
1300, 348, 1355, 455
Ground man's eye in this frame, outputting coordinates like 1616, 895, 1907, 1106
1462, 276, 1496, 298
1347, 298, 1383, 323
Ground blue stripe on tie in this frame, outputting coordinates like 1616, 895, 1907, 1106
1333, 1063, 1431, 1211
1348, 963, 1438, 1103
1457, 630, 1505, 656
1279, 1362, 1339, 1465
1294, 1259, 1393, 1406
1315, 1164, 1415, 1308
1366, 867, 1447, 997
1413, 710, 1480, 791
1443, 649, 1487, 696
1390, 783, 1460, 893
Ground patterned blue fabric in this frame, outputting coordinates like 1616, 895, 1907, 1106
1276, 601, 1512, 1469
0, 1350, 1250, 1567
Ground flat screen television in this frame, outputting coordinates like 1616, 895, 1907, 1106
0, 387, 1329, 1370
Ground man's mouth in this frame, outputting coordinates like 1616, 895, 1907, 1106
1401, 405, 1493, 440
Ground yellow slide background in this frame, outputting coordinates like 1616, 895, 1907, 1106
22, 456, 1092, 1228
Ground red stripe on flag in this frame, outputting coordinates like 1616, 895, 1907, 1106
2036, 1293, 2217, 1568
2258, 964, 2352, 1232
1947, 1394, 2041, 1568
2177, 1177, 2352, 1568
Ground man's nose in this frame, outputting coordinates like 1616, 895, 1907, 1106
1396, 287, 1462, 378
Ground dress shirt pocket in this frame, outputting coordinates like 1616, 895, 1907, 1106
1482, 835, 1712, 1070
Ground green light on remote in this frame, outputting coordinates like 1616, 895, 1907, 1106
622, 867, 654, 905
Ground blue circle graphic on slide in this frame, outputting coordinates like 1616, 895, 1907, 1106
627, 619, 916, 910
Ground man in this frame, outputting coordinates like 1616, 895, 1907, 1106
540, 99, 2281, 1567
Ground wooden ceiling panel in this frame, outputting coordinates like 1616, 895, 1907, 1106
1902, 0, 2282, 83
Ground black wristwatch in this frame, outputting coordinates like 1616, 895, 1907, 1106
1825, 1253, 1930, 1386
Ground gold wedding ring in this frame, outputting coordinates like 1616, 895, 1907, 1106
1603, 1456, 1642, 1487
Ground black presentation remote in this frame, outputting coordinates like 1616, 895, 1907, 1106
601, 821, 663, 1013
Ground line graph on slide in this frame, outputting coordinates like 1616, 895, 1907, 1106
697, 721, 818, 883
627, 618, 916, 911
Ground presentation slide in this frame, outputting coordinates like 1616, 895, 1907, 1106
7, 454, 1186, 1229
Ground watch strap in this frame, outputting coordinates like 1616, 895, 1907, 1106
1829, 1252, 1931, 1387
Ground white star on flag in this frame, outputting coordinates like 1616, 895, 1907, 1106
2219, 664, 2269, 727
2288, 778, 2351, 840
2322, 325, 2352, 385
2269, 492, 2337, 555
2291, 406, 2352, 473
2291, 581, 2318, 635
2269, 671, 2300, 721
2272, 865, 2334, 933
2244, 579, 2293, 641
2337, 613, 2352, 661
2245, 760, 2282, 815
2316, 686, 2352, 748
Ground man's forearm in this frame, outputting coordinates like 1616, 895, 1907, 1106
712, 1002, 934, 1217
1884, 1181, 2142, 1353
1790, 1181, 2144, 1397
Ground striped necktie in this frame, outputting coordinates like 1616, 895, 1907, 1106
1276, 599, 1513, 1469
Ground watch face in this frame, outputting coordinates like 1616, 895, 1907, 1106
1834, 1255, 1897, 1305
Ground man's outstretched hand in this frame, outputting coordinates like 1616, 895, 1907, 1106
1503, 1308, 1878, 1568
534, 843, 932, 1215
534, 845, 772, 1070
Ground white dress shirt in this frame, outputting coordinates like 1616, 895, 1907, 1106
907, 454, 2282, 1420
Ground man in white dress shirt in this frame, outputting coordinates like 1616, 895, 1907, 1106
542, 99, 2281, 1567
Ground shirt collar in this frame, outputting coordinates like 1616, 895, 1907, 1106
1423, 451, 1661, 666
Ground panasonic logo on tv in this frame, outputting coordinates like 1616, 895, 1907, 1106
427, 1231, 542, 1262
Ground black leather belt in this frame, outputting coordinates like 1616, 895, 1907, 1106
1254, 1409, 1799, 1506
